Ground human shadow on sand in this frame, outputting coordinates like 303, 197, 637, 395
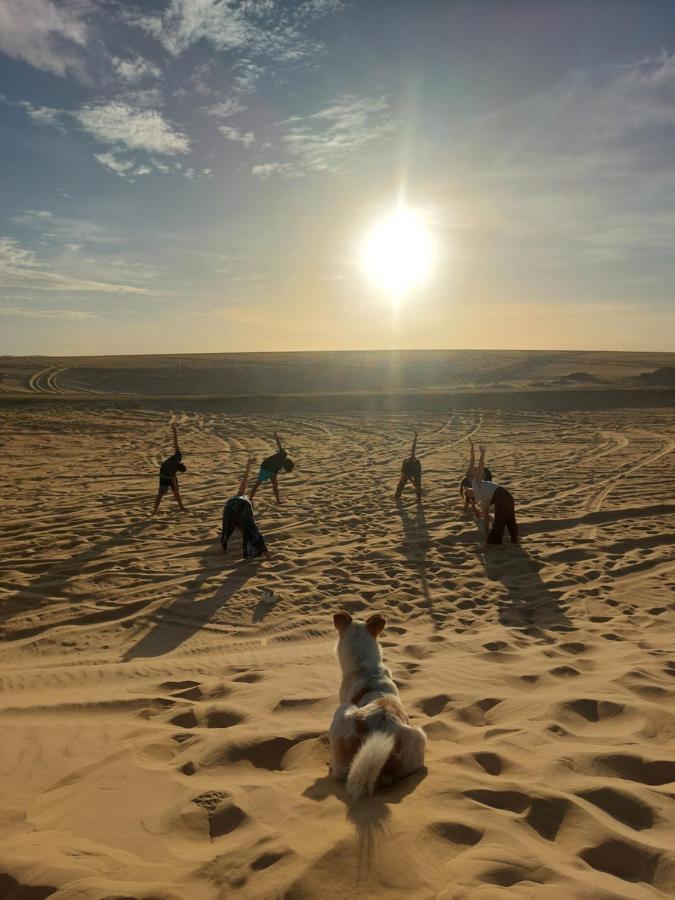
394, 499, 431, 603
303, 768, 427, 882
122, 548, 261, 659
477, 541, 574, 635
1, 520, 155, 635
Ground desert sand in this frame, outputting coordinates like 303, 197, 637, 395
1, 351, 674, 900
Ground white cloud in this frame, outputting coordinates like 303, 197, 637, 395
93, 151, 160, 179
0, 305, 98, 320
18, 100, 62, 126
252, 161, 302, 179
0, 0, 88, 79
112, 55, 162, 84
12, 209, 118, 245
75, 101, 190, 154
219, 125, 255, 147
124, 0, 338, 62
259, 94, 395, 176
0, 236, 149, 294
94, 152, 134, 176
203, 96, 247, 119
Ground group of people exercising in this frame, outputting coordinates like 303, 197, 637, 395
153, 424, 518, 559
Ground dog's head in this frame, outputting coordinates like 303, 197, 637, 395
333, 611, 386, 673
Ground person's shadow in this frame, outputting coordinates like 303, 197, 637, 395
478, 542, 574, 635
394, 499, 431, 603
1, 520, 154, 636
122, 545, 262, 660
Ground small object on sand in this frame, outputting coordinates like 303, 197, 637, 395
261, 590, 277, 605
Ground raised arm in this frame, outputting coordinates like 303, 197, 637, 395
172, 424, 180, 454
274, 430, 284, 453
410, 431, 418, 458
464, 436, 476, 479
474, 445, 486, 483
238, 457, 254, 496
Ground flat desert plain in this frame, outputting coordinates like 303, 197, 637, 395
0, 351, 674, 900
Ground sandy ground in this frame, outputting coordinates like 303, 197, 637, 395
1, 401, 674, 900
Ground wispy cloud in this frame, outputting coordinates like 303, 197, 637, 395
255, 94, 395, 176
123, 0, 338, 63
203, 96, 247, 119
251, 161, 302, 179
12, 209, 119, 246
74, 101, 190, 154
17, 99, 63, 127
0, 0, 88, 79
0, 305, 98, 320
0, 236, 148, 294
94, 151, 156, 179
112, 54, 162, 84
219, 125, 255, 147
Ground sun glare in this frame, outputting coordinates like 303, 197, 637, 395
360, 205, 435, 299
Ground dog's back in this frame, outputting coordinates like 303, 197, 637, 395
329, 611, 426, 800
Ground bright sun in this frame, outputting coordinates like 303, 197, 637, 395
360, 205, 435, 299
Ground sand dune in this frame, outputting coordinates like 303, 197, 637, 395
2, 349, 675, 401
1, 374, 674, 897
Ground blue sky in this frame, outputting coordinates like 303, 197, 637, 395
1, 0, 674, 354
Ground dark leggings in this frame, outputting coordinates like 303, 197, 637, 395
487, 486, 518, 544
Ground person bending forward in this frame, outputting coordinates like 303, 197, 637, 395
153, 424, 186, 515
395, 431, 423, 500
470, 445, 518, 545
249, 431, 294, 504
222, 457, 268, 559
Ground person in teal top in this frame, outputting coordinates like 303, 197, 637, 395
249, 431, 295, 504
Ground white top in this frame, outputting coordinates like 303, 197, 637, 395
472, 478, 499, 509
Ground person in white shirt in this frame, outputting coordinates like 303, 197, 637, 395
467, 445, 518, 545
460, 436, 492, 512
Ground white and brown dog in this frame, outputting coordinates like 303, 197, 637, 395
329, 611, 426, 801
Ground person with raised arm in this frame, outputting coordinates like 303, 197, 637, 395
249, 431, 295, 504
468, 445, 518, 545
152, 424, 186, 515
460, 436, 492, 512
221, 457, 268, 558
395, 431, 423, 500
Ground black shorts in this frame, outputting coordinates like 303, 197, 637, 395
158, 476, 174, 495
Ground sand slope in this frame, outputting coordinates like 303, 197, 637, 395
1, 403, 674, 899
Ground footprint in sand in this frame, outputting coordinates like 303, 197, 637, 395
579, 838, 660, 885
577, 786, 654, 830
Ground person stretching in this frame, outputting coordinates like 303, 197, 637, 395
469, 445, 518, 545
153, 424, 186, 515
249, 431, 294, 504
221, 457, 268, 558
395, 431, 423, 500
460, 436, 492, 513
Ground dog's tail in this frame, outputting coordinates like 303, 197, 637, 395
346, 732, 395, 801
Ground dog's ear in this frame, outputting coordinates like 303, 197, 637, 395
366, 614, 386, 638
333, 611, 352, 632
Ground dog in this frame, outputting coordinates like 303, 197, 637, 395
328, 611, 426, 800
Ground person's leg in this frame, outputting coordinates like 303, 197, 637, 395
272, 474, 281, 504
249, 479, 261, 500
506, 502, 518, 543
413, 475, 423, 500
487, 490, 507, 544
152, 489, 163, 515
395, 476, 408, 499
170, 480, 185, 511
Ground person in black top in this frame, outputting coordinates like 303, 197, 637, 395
221, 457, 268, 558
152, 424, 186, 515
249, 431, 294, 504
395, 431, 423, 500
